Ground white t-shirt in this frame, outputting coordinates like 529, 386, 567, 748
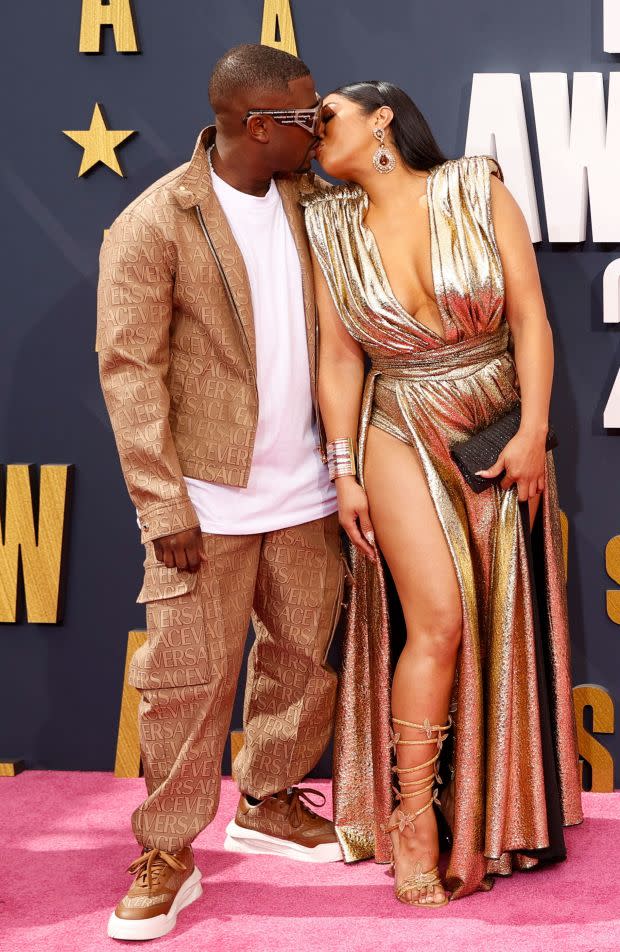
169, 167, 337, 535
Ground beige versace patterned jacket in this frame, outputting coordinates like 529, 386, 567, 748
97, 126, 324, 545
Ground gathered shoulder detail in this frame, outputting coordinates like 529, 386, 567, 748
429, 154, 503, 186
427, 154, 505, 234
467, 153, 503, 181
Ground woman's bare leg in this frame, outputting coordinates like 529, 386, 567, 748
364, 425, 462, 905
529, 493, 541, 528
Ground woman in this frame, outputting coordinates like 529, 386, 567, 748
300, 81, 583, 906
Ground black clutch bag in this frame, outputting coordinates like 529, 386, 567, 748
450, 405, 558, 494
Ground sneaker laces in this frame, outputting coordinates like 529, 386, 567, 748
127, 848, 187, 893
284, 787, 326, 829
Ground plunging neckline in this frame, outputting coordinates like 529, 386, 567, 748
358, 173, 447, 345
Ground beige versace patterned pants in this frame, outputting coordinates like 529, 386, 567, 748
127, 514, 344, 853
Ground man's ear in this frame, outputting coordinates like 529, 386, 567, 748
246, 115, 270, 144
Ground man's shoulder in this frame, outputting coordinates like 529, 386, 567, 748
276, 170, 332, 200
110, 160, 191, 231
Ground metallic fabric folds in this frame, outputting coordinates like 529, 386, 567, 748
302, 155, 583, 899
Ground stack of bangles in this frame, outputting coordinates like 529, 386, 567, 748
326, 437, 357, 481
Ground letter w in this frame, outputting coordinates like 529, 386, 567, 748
0, 465, 72, 622
531, 72, 620, 242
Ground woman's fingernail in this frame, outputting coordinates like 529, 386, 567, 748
365, 530, 375, 544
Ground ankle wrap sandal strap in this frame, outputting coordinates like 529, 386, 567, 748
385, 714, 452, 830
382, 714, 452, 908
391, 715, 451, 744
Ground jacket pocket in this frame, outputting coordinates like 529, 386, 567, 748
136, 553, 198, 604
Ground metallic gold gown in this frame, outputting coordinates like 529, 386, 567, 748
301, 155, 583, 899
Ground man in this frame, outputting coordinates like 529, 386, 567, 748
97, 44, 345, 942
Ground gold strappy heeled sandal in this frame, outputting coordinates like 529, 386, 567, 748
381, 715, 452, 908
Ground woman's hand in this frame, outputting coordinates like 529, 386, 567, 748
335, 476, 376, 561
476, 426, 547, 501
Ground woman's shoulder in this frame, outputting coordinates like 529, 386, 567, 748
430, 154, 504, 184
299, 180, 365, 211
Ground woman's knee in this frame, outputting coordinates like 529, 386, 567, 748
406, 604, 463, 660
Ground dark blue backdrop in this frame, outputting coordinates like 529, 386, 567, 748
1, 0, 618, 779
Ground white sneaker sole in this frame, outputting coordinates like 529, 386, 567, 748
224, 820, 343, 863
107, 866, 203, 941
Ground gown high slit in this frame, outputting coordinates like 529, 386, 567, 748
301, 155, 583, 899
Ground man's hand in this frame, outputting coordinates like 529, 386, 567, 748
153, 527, 206, 572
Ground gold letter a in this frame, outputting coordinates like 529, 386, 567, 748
261, 0, 298, 56
79, 0, 139, 53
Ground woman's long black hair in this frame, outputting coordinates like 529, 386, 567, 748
332, 80, 447, 171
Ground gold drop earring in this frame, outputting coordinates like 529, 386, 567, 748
372, 127, 396, 173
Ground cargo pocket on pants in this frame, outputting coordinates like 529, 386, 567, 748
136, 541, 199, 603
131, 543, 204, 690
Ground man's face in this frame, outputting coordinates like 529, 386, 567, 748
244, 74, 321, 174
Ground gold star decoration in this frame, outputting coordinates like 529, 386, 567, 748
63, 103, 135, 177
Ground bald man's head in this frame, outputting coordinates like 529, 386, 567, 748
208, 44, 319, 179
209, 44, 311, 114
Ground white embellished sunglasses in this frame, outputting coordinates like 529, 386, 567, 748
242, 95, 323, 136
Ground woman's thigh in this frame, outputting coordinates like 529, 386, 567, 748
363, 425, 462, 636
528, 493, 542, 528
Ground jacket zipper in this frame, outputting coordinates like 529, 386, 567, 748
314, 304, 328, 463
195, 205, 257, 386
198, 203, 326, 464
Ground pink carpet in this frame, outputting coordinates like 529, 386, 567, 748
1, 773, 618, 952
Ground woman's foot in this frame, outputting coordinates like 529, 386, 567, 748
384, 713, 452, 906
388, 805, 448, 906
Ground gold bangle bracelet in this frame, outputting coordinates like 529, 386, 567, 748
326, 437, 357, 481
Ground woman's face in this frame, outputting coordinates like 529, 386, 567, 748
317, 93, 385, 180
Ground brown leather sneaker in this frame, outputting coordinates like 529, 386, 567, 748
107, 846, 203, 941
224, 787, 343, 863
